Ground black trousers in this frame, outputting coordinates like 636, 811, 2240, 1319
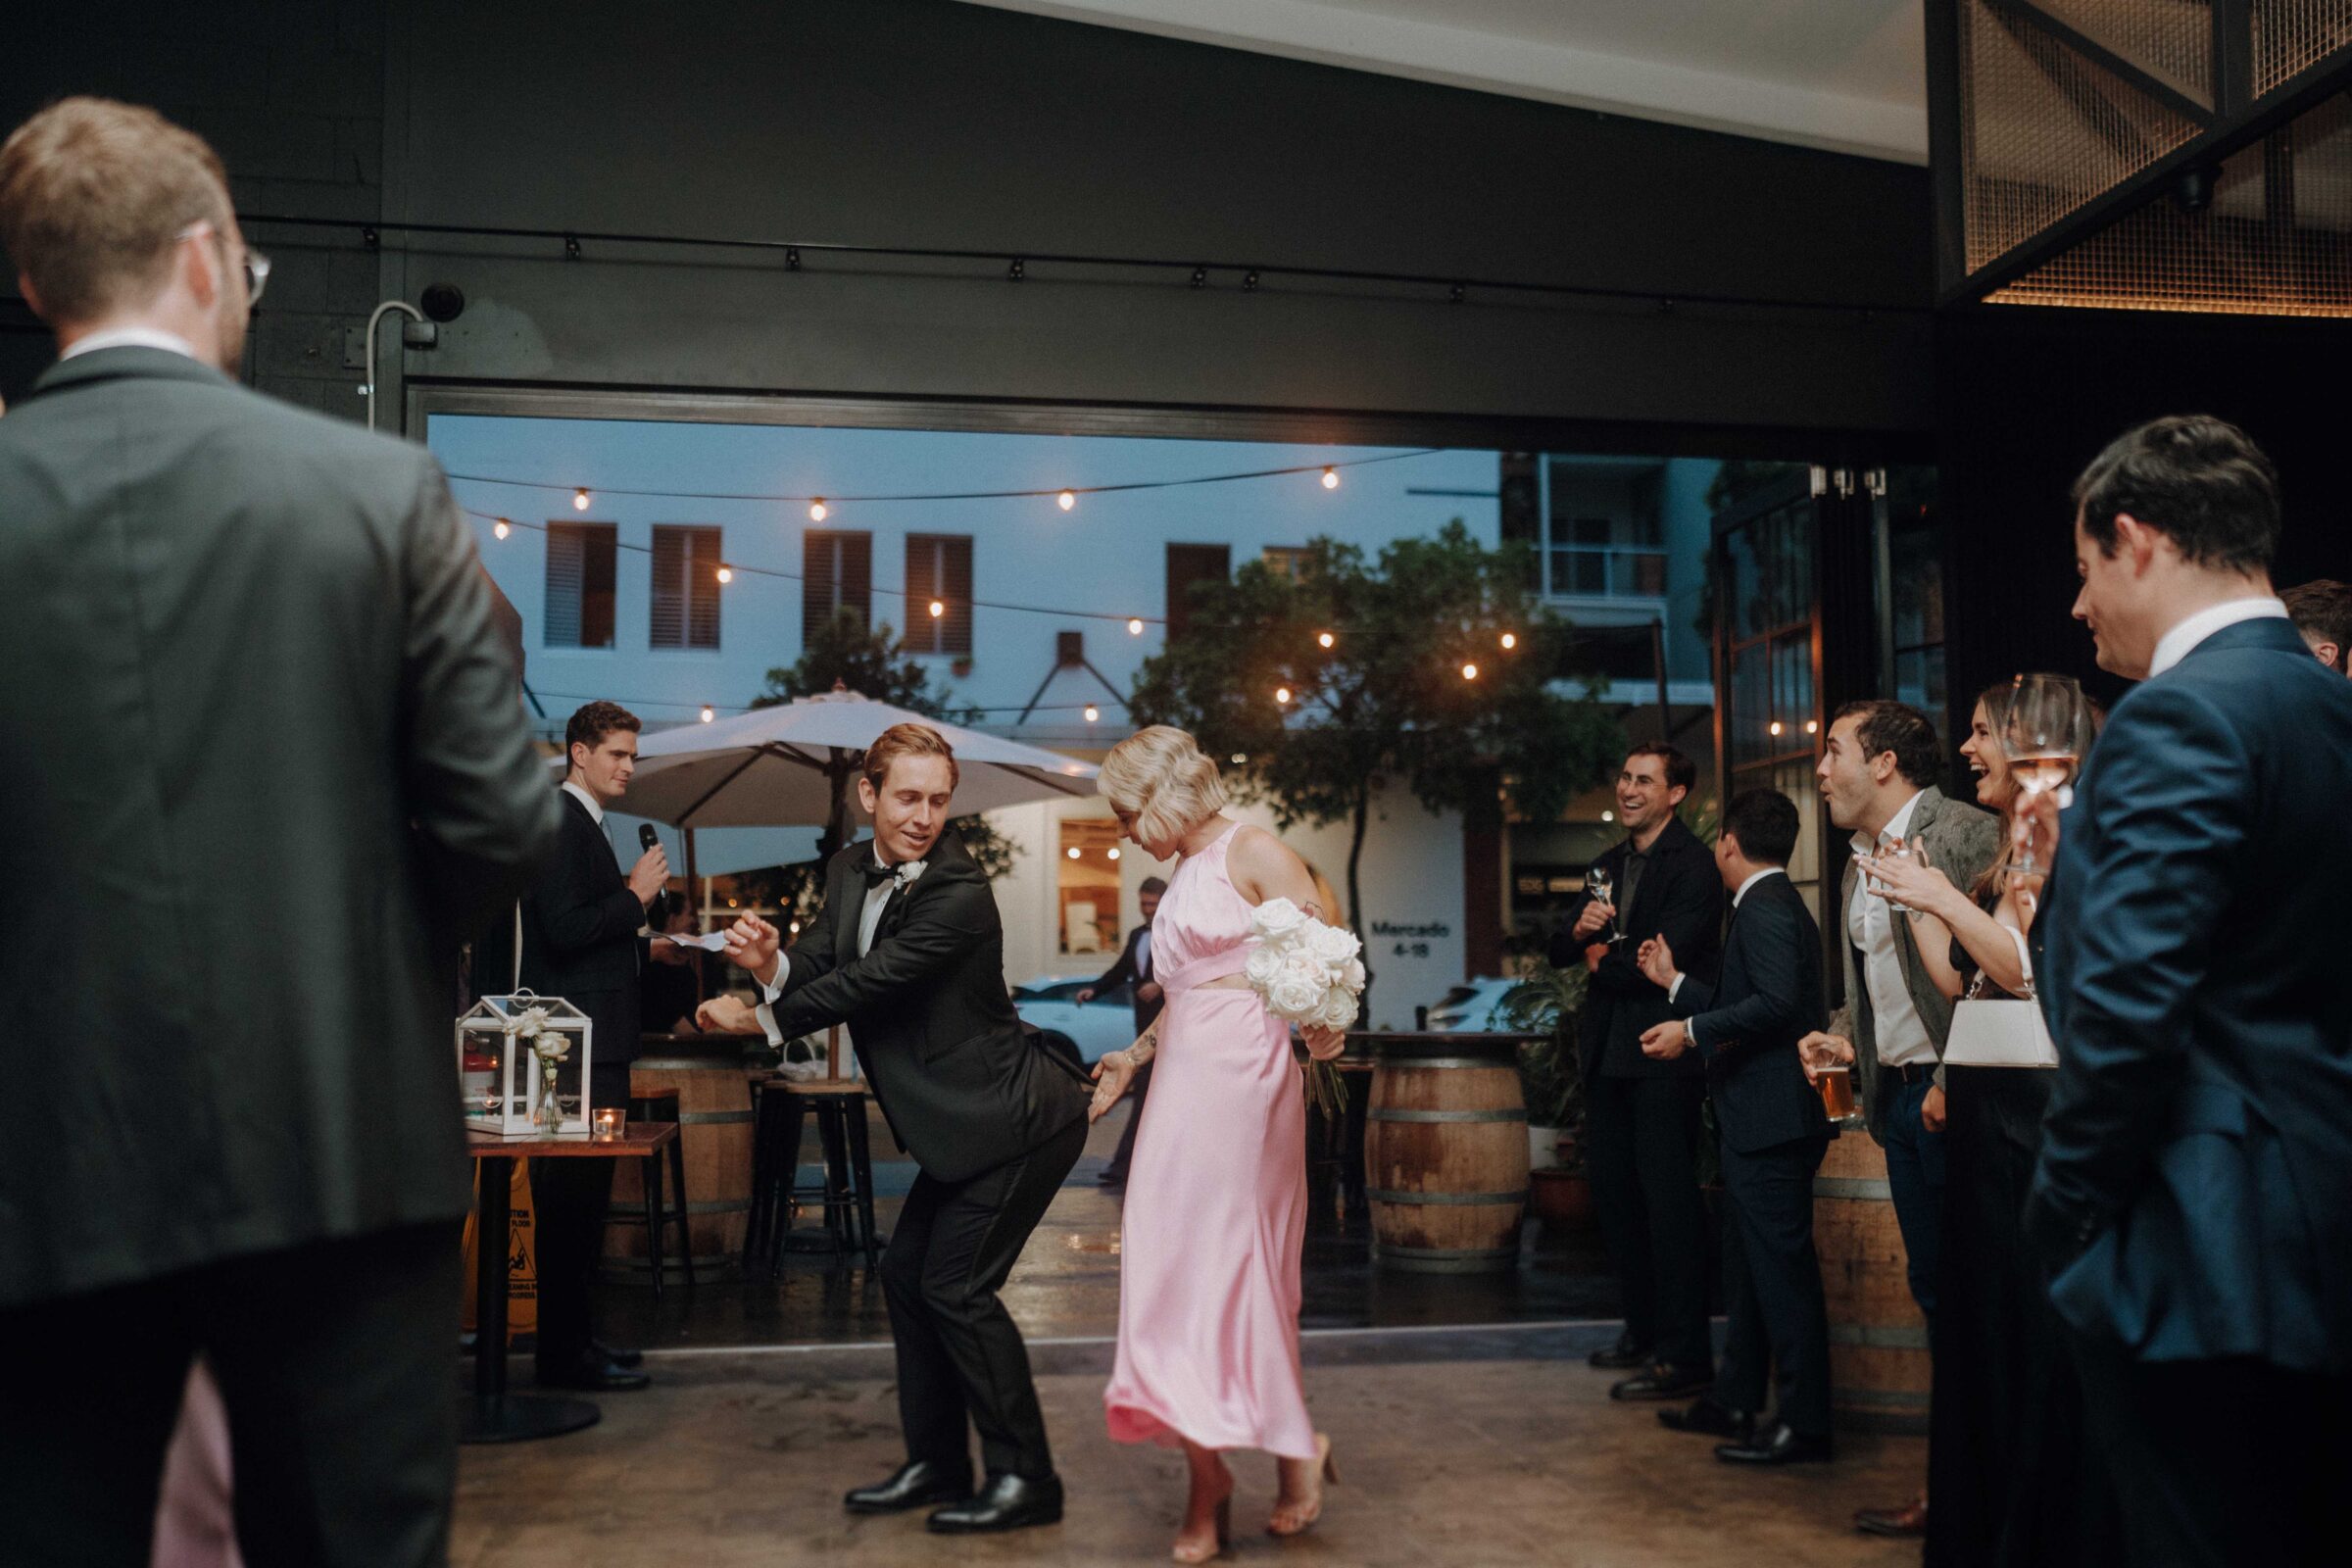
1715, 1132, 1832, 1437
1102, 1061, 1152, 1179
1586, 1072, 1712, 1370
0, 1222, 462, 1568
530, 1061, 632, 1367
2069, 1332, 2346, 1568
881, 1116, 1087, 1480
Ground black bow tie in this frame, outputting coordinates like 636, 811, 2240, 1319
855, 859, 903, 887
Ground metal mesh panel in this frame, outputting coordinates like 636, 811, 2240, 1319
2034, 0, 2215, 103
1962, 0, 2210, 270
2253, 0, 2352, 94
1989, 89, 2352, 313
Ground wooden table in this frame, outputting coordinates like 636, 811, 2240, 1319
462, 1123, 679, 1445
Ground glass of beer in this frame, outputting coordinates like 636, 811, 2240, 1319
1816, 1065, 1859, 1122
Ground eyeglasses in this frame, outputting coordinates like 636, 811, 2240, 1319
175, 221, 270, 307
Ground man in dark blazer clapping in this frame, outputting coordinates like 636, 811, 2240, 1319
1638, 790, 1835, 1466
515, 701, 671, 1393
0, 99, 558, 1567
1550, 745, 1726, 1400
722, 724, 1092, 1536
2025, 416, 2352, 1566
1076, 874, 1166, 1186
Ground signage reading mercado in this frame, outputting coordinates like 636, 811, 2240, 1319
1371, 919, 1451, 959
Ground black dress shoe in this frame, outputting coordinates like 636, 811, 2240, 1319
844, 1459, 974, 1514
1659, 1397, 1754, 1441
592, 1339, 644, 1369
1609, 1362, 1715, 1401
1715, 1419, 1834, 1466
1588, 1330, 1652, 1371
535, 1352, 651, 1393
1097, 1167, 1128, 1188
926, 1472, 1064, 1534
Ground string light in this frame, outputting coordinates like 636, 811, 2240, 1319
928, 599, 945, 618
1320, 466, 1339, 490
1499, 631, 1517, 650
1461, 662, 1479, 680
1602, 810, 1615, 823
789, 919, 802, 935
808, 499, 828, 522
1804, 719, 1819, 735
1056, 489, 1076, 512
572, 488, 591, 511
1127, 617, 1145, 635
1231, 754, 1247, 764
492, 517, 511, 540
699, 705, 714, 722
1769, 720, 1785, 737
1317, 631, 1335, 649
1066, 847, 1081, 860
715, 564, 733, 584
1275, 686, 1292, 705
1108, 847, 1121, 860
1083, 705, 1101, 722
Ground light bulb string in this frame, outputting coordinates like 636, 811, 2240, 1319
522, 689, 1127, 719
446, 447, 1438, 508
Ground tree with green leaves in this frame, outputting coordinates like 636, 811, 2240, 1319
1129, 521, 1623, 1011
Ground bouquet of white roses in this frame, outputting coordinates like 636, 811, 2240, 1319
1244, 897, 1364, 1112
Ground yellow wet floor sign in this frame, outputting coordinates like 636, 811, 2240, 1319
460, 1159, 539, 1338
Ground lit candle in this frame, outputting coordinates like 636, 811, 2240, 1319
594, 1107, 624, 1141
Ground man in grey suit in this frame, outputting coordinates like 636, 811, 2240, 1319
0, 99, 558, 1567
1801, 699, 1998, 1539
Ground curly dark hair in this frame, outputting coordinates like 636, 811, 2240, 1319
1833, 700, 1942, 789
564, 700, 640, 758
2072, 415, 2279, 574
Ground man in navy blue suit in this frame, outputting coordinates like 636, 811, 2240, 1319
1636, 790, 1835, 1467
2026, 416, 2352, 1567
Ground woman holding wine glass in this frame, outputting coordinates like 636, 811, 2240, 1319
1867, 677, 2116, 1566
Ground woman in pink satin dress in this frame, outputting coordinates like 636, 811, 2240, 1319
1090, 727, 1347, 1563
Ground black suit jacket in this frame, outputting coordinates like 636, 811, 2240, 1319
1671, 873, 1830, 1154
767, 834, 1091, 1184
1552, 817, 1725, 1080
517, 789, 648, 1070
0, 348, 559, 1308
2029, 616, 2352, 1371
1090, 923, 1165, 1033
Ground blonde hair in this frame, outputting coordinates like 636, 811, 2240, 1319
862, 721, 959, 791
1099, 726, 1228, 846
0, 98, 233, 326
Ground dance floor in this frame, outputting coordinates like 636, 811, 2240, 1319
453, 1111, 1925, 1566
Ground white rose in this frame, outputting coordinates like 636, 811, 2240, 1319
1317, 986, 1359, 1030
1252, 898, 1309, 943
1343, 956, 1367, 991
1268, 958, 1325, 1018
1307, 922, 1359, 965
1245, 944, 1284, 988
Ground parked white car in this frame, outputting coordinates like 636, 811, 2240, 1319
1011, 976, 1142, 1063
1422, 976, 1531, 1033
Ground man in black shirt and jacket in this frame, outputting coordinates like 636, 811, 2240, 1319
1550, 744, 1724, 1400
1076, 875, 1166, 1186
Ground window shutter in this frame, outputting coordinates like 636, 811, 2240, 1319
906, 534, 939, 655
1164, 543, 1231, 640
685, 525, 721, 650
804, 530, 870, 647
545, 523, 584, 647
942, 535, 973, 656
650, 527, 686, 649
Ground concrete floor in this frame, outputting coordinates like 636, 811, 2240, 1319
456, 1109, 1926, 1566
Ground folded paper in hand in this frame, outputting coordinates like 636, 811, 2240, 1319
654, 930, 731, 954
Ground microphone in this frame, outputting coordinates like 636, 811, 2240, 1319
639, 823, 669, 928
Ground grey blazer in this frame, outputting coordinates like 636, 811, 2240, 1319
0, 347, 559, 1307
1829, 785, 2002, 1142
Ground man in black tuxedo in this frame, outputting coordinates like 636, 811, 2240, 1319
515, 701, 670, 1393
1076, 874, 1166, 1186
1637, 790, 1835, 1466
1549, 745, 1725, 1400
0, 99, 557, 1567
724, 724, 1091, 1535
2023, 416, 2352, 1566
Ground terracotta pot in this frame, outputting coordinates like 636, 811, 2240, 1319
1528, 1167, 1594, 1228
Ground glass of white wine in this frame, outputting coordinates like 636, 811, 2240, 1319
1587, 867, 1621, 944
2002, 673, 2091, 879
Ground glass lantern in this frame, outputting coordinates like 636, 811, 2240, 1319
456, 991, 594, 1138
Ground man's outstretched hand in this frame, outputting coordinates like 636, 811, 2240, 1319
723, 915, 783, 987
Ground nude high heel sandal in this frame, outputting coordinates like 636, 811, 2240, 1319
1171, 1494, 1231, 1563
1267, 1433, 1339, 1538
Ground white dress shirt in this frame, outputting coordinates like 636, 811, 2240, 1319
756, 854, 928, 1046
1134, 928, 1152, 981
1848, 789, 1937, 1068
560, 779, 605, 827
1670, 867, 1784, 1049
2147, 597, 2290, 679
59, 326, 199, 362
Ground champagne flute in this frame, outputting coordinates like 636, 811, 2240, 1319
2002, 673, 2090, 879
1587, 867, 1621, 944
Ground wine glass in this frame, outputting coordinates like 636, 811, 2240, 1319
2001, 673, 2091, 878
1586, 867, 1621, 944
1875, 836, 1932, 921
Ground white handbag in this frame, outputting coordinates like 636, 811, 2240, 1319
1942, 926, 2059, 1068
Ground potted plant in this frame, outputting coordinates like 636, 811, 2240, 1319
1496, 960, 1593, 1228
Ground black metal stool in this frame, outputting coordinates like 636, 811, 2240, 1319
600, 1088, 695, 1298
745, 1076, 882, 1272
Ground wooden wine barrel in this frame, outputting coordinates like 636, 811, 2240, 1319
1814, 1130, 1932, 1432
1364, 1034, 1531, 1273
606, 1044, 758, 1267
